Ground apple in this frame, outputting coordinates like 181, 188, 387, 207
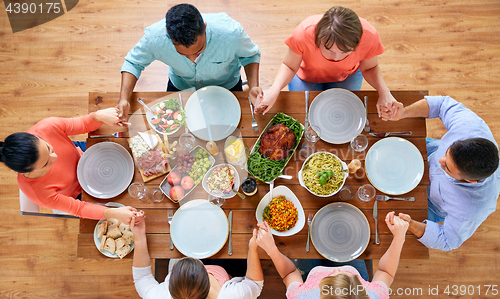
169, 186, 185, 201
181, 176, 194, 191
167, 171, 181, 186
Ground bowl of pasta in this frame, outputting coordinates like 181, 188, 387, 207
298, 152, 349, 197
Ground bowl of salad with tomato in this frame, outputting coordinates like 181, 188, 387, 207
147, 98, 186, 135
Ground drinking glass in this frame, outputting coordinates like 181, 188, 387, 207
357, 184, 376, 202
208, 194, 226, 208
300, 125, 321, 158
179, 133, 196, 151
350, 134, 369, 152
339, 186, 354, 201
128, 183, 148, 201
148, 187, 165, 203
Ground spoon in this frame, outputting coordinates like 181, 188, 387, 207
137, 98, 156, 120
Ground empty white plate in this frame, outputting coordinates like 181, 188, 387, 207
365, 137, 424, 195
309, 88, 366, 144
77, 142, 134, 199
170, 199, 228, 259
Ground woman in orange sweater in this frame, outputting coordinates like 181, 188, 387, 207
0, 108, 140, 223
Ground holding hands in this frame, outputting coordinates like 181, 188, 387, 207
255, 222, 277, 253
93, 107, 130, 127
385, 211, 409, 242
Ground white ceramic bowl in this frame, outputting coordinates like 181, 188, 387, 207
298, 152, 348, 197
202, 164, 241, 199
255, 185, 305, 236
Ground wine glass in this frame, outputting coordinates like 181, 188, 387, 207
128, 183, 148, 201
350, 134, 369, 152
208, 194, 226, 208
179, 133, 196, 151
300, 125, 321, 158
357, 184, 376, 202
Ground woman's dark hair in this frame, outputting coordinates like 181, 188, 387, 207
449, 137, 499, 181
0, 133, 39, 173
169, 257, 210, 299
315, 6, 363, 52
166, 4, 205, 47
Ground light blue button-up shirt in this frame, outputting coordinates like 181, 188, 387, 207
121, 13, 260, 90
419, 96, 500, 251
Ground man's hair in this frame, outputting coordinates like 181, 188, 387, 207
0, 133, 39, 173
166, 4, 205, 47
315, 6, 363, 52
449, 138, 499, 181
169, 257, 210, 299
319, 274, 369, 299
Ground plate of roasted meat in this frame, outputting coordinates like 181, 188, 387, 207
247, 113, 304, 182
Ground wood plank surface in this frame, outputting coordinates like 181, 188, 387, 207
1, 1, 500, 298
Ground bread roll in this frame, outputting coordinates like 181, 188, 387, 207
107, 218, 121, 229
107, 225, 122, 239
122, 230, 134, 245
98, 220, 108, 238
118, 223, 130, 234
99, 235, 107, 251
103, 238, 116, 254
115, 237, 126, 250
116, 245, 131, 259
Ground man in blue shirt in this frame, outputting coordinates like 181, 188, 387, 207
116, 4, 261, 120
383, 96, 500, 251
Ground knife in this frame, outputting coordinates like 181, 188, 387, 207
304, 91, 310, 131
373, 201, 380, 245
369, 131, 412, 138
364, 96, 370, 132
228, 211, 233, 256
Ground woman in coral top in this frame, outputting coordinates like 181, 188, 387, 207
254, 6, 397, 118
0, 108, 140, 223
255, 212, 409, 299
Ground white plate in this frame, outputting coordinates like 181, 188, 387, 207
309, 88, 366, 144
77, 142, 134, 199
311, 202, 370, 262
93, 217, 135, 259
202, 164, 241, 199
185, 86, 241, 141
298, 152, 349, 197
255, 185, 305, 236
170, 199, 228, 259
365, 137, 424, 195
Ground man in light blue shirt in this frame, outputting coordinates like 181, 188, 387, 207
384, 95, 500, 251
117, 4, 261, 120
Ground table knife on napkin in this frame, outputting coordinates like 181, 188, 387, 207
228, 211, 233, 256
369, 131, 412, 138
373, 201, 380, 244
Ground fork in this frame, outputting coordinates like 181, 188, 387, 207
306, 213, 313, 252
88, 131, 126, 138
168, 210, 174, 250
376, 195, 415, 202
248, 97, 259, 132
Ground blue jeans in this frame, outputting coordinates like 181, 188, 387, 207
288, 69, 363, 92
73, 141, 87, 152
292, 258, 369, 282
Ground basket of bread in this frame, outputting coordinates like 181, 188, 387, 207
94, 218, 134, 259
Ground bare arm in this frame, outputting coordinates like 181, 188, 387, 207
245, 229, 264, 281
116, 72, 138, 122
384, 98, 431, 121
129, 212, 151, 268
254, 48, 302, 115
255, 222, 302, 287
359, 56, 397, 118
372, 212, 409, 288
399, 213, 426, 238
244, 63, 263, 106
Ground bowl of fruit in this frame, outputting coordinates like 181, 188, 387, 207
160, 146, 215, 203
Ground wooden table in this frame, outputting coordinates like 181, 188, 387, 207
77, 90, 430, 260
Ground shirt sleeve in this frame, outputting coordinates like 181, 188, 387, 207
121, 33, 157, 79
44, 113, 102, 136
425, 95, 485, 132
235, 27, 261, 67
220, 277, 264, 299
419, 217, 484, 251
285, 22, 307, 56
133, 266, 170, 299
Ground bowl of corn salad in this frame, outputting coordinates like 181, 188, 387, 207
255, 185, 305, 236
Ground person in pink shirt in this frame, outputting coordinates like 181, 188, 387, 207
254, 6, 397, 118
0, 108, 140, 223
255, 212, 408, 299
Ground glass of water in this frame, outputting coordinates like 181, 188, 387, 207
357, 184, 376, 202
128, 183, 148, 201
350, 134, 369, 152
208, 194, 226, 208
179, 133, 196, 151
300, 125, 321, 158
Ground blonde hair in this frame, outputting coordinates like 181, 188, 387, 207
169, 257, 210, 299
314, 6, 363, 52
319, 274, 369, 299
